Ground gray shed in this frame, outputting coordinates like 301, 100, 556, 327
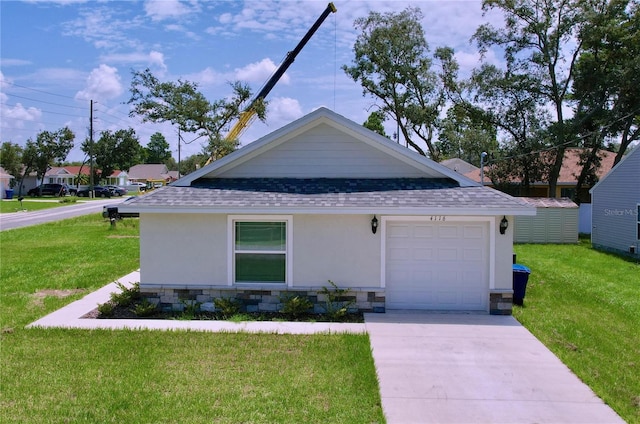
514, 197, 579, 243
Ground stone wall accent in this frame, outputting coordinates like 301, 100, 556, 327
140, 287, 386, 314
489, 290, 513, 315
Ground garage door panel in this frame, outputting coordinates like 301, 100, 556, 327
386, 220, 489, 311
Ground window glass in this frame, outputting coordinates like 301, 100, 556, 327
234, 221, 287, 283
235, 222, 285, 251
236, 253, 286, 282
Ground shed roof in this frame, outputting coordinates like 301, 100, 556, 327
518, 197, 578, 208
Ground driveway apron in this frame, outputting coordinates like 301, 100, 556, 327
364, 312, 624, 424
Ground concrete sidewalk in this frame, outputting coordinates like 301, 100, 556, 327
364, 312, 624, 424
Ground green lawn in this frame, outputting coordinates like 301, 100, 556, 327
0, 198, 71, 213
513, 240, 640, 423
0, 215, 385, 424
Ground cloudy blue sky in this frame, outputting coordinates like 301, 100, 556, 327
1, 0, 503, 162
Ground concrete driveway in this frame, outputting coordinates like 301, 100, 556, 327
364, 312, 624, 424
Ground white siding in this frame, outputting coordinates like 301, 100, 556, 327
591, 147, 640, 254
515, 208, 578, 243
218, 124, 435, 178
293, 215, 381, 287
140, 214, 227, 286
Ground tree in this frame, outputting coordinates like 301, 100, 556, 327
0, 142, 23, 188
435, 104, 498, 166
128, 68, 266, 161
145, 132, 172, 164
343, 7, 453, 160
571, 0, 640, 175
82, 128, 142, 181
179, 153, 208, 176
470, 64, 552, 195
363, 111, 388, 137
474, 0, 584, 197
31, 127, 75, 193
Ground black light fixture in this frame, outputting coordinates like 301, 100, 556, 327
371, 215, 379, 234
500, 216, 509, 235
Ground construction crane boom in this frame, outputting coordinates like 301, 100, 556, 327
211, 2, 337, 160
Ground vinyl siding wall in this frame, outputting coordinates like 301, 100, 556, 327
217, 124, 433, 178
515, 208, 579, 243
591, 148, 640, 255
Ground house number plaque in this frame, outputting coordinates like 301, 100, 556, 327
429, 216, 446, 221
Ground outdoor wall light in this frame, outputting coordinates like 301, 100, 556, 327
371, 215, 379, 234
500, 216, 509, 235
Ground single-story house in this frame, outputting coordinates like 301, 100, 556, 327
590, 145, 640, 257
127, 164, 176, 186
0, 167, 15, 199
514, 197, 578, 244
121, 108, 535, 315
461, 148, 616, 202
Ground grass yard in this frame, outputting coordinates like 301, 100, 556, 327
0, 214, 385, 424
514, 240, 640, 423
0, 198, 71, 213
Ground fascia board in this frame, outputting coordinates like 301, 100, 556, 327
123, 205, 536, 216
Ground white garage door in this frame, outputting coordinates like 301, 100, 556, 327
385, 220, 489, 310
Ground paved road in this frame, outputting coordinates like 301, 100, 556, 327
0, 199, 120, 231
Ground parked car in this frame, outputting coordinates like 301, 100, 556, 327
27, 183, 68, 197
106, 185, 127, 196
76, 186, 112, 198
128, 182, 147, 192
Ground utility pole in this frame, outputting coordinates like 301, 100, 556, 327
89, 100, 94, 198
177, 128, 181, 179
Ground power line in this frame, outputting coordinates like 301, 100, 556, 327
3, 80, 77, 100
6, 93, 86, 110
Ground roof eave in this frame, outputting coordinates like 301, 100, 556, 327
119, 205, 536, 216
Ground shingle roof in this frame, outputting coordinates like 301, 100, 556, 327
122, 178, 533, 214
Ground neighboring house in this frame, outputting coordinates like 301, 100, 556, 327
127, 164, 174, 185
590, 145, 640, 257
121, 108, 535, 315
463, 148, 616, 203
105, 170, 129, 187
0, 167, 15, 199
514, 197, 578, 244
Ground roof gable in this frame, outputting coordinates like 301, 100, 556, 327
176, 108, 479, 187
590, 145, 640, 193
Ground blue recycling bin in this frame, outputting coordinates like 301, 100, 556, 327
5, 189, 14, 199
512, 264, 531, 306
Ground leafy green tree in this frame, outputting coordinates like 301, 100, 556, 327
145, 132, 172, 164
343, 7, 453, 160
363, 111, 388, 137
0, 142, 23, 188
436, 104, 498, 166
128, 68, 265, 161
30, 127, 75, 193
179, 153, 208, 176
474, 0, 584, 197
470, 65, 552, 195
571, 0, 639, 176
82, 128, 142, 181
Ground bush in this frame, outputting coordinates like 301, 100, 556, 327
320, 280, 355, 321
97, 301, 115, 317
281, 294, 313, 317
213, 297, 241, 318
109, 282, 140, 307
133, 299, 157, 317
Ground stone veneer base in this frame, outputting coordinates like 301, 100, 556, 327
490, 290, 513, 315
140, 287, 386, 314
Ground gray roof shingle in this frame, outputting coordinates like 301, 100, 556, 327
122, 178, 533, 214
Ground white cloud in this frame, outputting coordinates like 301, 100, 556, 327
100, 50, 167, 72
144, 0, 197, 21
234, 58, 290, 85
267, 97, 303, 122
75, 64, 123, 102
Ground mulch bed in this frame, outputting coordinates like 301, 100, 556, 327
82, 303, 364, 323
